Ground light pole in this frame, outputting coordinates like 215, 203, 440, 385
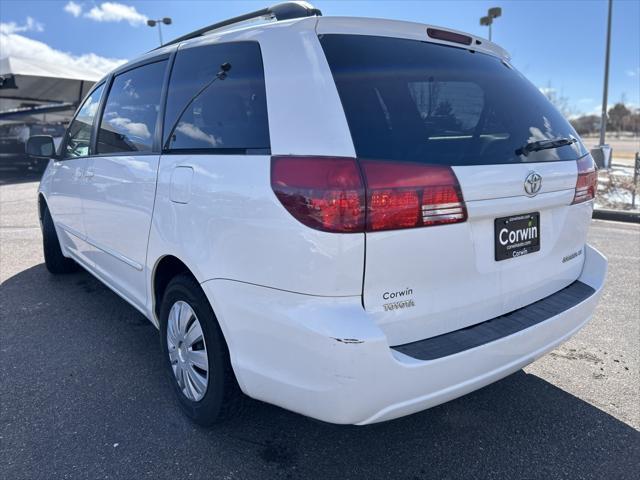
599, 0, 613, 148
480, 7, 502, 41
590, 0, 614, 169
147, 17, 172, 46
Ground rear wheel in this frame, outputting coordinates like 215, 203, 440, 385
159, 274, 241, 425
42, 205, 78, 274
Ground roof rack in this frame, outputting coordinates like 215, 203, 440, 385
158, 1, 322, 49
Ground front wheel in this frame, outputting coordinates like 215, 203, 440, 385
159, 274, 241, 425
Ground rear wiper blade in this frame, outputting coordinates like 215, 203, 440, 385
516, 136, 577, 156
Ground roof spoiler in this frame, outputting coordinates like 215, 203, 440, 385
157, 1, 322, 50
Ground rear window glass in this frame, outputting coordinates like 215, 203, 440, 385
320, 34, 586, 165
163, 41, 270, 153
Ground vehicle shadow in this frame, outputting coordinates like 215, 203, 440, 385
2, 264, 638, 480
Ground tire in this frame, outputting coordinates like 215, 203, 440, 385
159, 274, 242, 425
42, 205, 78, 274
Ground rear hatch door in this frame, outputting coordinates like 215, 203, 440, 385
320, 32, 593, 345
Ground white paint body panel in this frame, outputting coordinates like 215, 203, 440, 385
201, 245, 606, 424
453, 160, 578, 201
363, 161, 589, 346
146, 154, 364, 299
37, 14, 608, 424
43, 158, 90, 260
81, 155, 159, 311
169, 166, 194, 204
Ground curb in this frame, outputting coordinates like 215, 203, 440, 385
593, 209, 640, 224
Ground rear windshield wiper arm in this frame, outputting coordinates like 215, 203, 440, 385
516, 136, 576, 156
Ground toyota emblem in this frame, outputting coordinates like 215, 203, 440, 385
524, 172, 542, 196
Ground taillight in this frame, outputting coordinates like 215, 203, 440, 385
572, 155, 598, 204
271, 156, 467, 233
271, 156, 365, 233
361, 160, 467, 231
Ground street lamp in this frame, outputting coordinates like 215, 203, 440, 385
147, 17, 172, 46
599, 0, 613, 149
589, 0, 614, 170
480, 7, 502, 41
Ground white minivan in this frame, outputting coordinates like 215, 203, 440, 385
30, 2, 607, 425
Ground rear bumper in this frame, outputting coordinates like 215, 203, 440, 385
201, 244, 607, 425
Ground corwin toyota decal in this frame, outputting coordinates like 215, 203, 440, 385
382, 288, 416, 311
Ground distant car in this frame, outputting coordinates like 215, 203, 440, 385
32, 2, 607, 426
0, 122, 65, 172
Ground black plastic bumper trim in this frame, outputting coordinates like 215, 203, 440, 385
392, 280, 596, 361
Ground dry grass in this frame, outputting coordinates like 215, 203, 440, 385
596, 167, 639, 211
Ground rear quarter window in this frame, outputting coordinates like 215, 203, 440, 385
163, 41, 270, 153
320, 34, 586, 166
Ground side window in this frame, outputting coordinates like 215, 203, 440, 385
164, 42, 270, 152
96, 60, 167, 154
63, 84, 104, 159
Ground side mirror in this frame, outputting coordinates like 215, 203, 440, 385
26, 135, 56, 158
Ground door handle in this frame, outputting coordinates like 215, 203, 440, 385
84, 169, 95, 180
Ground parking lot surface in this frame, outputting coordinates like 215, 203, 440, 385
1, 174, 639, 479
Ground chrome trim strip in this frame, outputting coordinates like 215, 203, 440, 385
421, 207, 464, 216
58, 223, 85, 241
422, 213, 464, 222
84, 235, 144, 271
422, 202, 463, 210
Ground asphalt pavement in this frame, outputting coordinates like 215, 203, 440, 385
1, 173, 639, 480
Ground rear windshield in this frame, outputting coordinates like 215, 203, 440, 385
320, 34, 586, 165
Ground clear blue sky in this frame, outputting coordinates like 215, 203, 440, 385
1, 0, 639, 115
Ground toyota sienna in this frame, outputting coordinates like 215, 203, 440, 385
29, 2, 607, 425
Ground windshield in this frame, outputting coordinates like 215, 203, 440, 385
320, 34, 587, 165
